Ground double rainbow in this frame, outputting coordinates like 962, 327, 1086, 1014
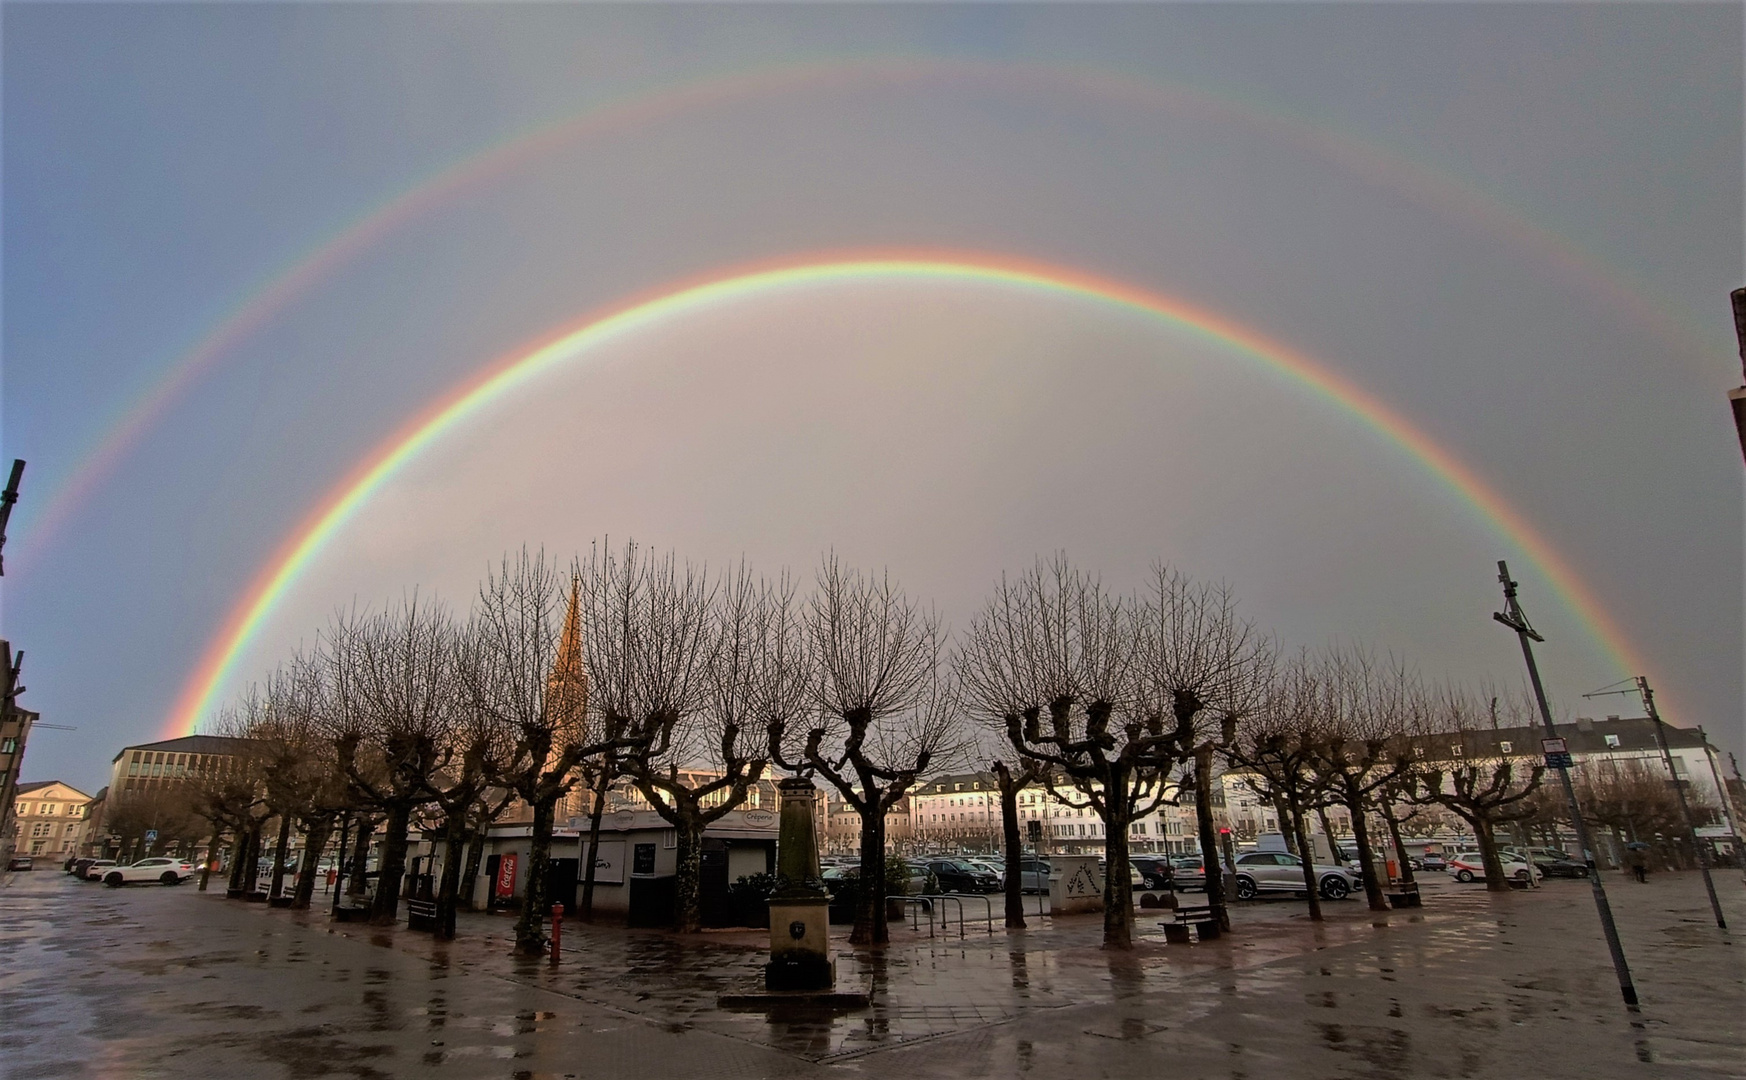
163, 252, 1647, 738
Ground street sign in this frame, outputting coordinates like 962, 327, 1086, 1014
1541, 738, 1573, 769
143, 830, 158, 843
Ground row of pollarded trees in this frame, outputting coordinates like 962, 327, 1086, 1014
207, 544, 1598, 953
195, 544, 961, 952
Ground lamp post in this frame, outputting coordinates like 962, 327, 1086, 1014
1494, 561, 1639, 1010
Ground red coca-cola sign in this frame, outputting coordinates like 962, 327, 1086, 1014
495, 853, 518, 898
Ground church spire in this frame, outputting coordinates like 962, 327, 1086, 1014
548, 572, 588, 726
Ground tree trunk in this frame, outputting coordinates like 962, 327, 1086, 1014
1193, 749, 1230, 933
1343, 782, 1387, 912
998, 779, 1026, 930
1473, 816, 1510, 892
226, 832, 248, 894
1291, 802, 1323, 921
460, 827, 486, 911
513, 796, 557, 956
851, 804, 887, 946
370, 803, 412, 926
1274, 795, 1297, 853
434, 822, 466, 940
673, 817, 704, 933
1380, 801, 1415, 886
579, 777, 609, 921
199, 826, 224, 892
347, 815, 373, 898
1101, 804, 1135, 950
268, 814, 293, 900
291, 817, 333, 910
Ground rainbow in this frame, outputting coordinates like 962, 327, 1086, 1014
163, 252, 1653, 738
17, 56, 1719, 571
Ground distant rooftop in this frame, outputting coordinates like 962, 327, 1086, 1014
110, 734, 257, 764
15, 779, 92, 800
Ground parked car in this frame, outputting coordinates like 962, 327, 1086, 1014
1445, 852, 1542, 885
960, 858, 1005, 884
1171, 855, 1207, 890
69, 857, 100, 878
1507, 847, 1590, 879
82, 859, 117, 881
1230, 851, 1362, 900
1130, 856, 1175, 890
6, 856, 32, 871
922, 859, 1002, 893
1016, 857, 1051, 893
102, 857, 196, 887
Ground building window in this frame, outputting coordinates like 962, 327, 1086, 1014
0, 738, 14, 753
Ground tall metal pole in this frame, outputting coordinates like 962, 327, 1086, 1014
0, 459, 24, 577
1493, 561, 1639, 1010
1636, 678, 1726, 928
1696, 728, 1746, 884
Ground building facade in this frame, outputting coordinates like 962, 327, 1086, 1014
10, 780, 93, 860
909, 771, 1200, 855
108, 735, 253, 797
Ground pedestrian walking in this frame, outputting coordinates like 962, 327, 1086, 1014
1626, 843, 1649, 883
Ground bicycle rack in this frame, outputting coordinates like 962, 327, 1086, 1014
917, 893, 996, 938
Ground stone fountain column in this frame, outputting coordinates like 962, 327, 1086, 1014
765, 776, 833, 991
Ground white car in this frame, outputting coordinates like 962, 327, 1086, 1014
82, 859, 117, 880
102, 857, 195, 887
1445, 851, 1542, 885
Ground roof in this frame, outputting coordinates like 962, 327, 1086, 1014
15, 780, 92, 800
1419, 716, 1713, 760
110, 734, 257, 764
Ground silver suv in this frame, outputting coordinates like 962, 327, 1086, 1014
1231, 851, 1361, 900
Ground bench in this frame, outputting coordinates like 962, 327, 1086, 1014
1162, 904, 1220, 943
1385, 882, 1422, 908
405, 898, 438, 932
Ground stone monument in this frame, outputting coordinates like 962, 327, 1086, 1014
765, 776, 834, 991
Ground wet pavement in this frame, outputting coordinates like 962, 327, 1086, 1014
2, 867, 1741, 1079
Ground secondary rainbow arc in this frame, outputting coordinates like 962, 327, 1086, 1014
18, 56, 1718, 573
163, 252, 1650, 738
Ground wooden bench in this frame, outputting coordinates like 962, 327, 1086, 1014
1162, 904, 1220, 943
1385, 882, 1422, 908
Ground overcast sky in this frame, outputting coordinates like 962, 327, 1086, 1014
4, 4, 1740, 794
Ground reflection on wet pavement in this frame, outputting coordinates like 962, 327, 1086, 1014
2, 868, 1741, 1078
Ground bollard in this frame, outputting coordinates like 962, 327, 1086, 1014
549, 903, 562, 963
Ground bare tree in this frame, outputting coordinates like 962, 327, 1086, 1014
425, 624, 512, 938
1408, 686, 1544, 891
770, 557, 956, 946
1227, 653, 1335, 920
323, 597, 460, 926
581, 547, 778, 933
1135, 566, 1272, 934
955, 572, 1052, 929
1305, 650, 1418, 911
978, 557, 1177, 950
473, 550, 629, 956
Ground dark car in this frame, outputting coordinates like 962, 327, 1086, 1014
69, 857, 99, 878
923, 859, 1001, 894
1513, 847, 1590, 879
1418, 852, 1448, 872
6, 856, 32, 871
1130, 856, 1175, 890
